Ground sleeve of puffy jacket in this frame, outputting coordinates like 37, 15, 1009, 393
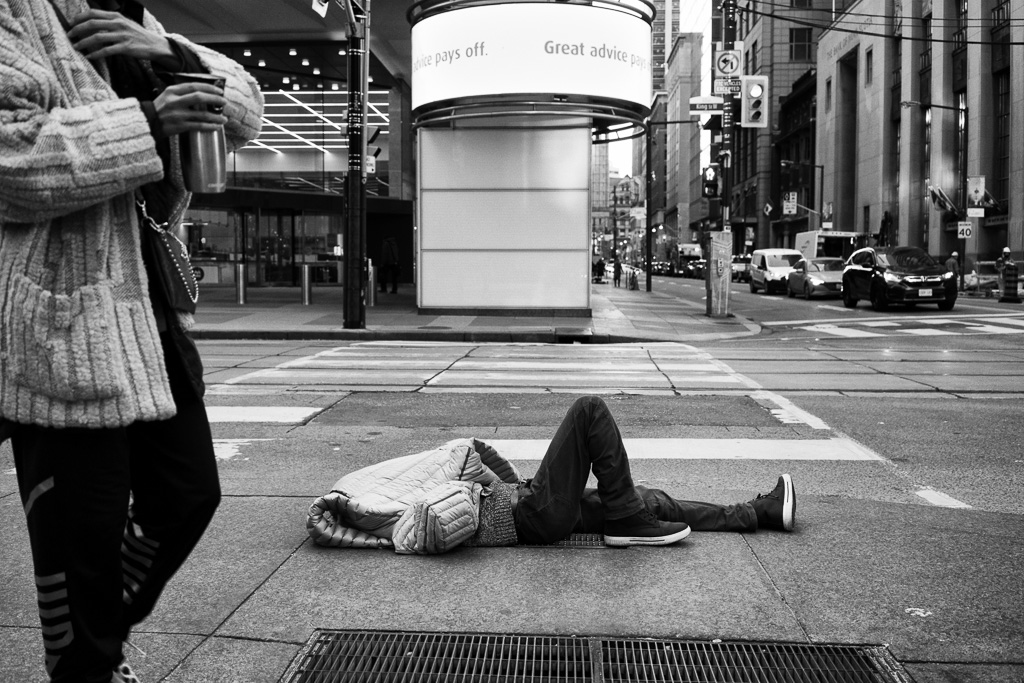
392, 482, 481, 555
0, 8, 165, 223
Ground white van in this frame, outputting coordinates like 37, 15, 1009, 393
749, 248, 804, 294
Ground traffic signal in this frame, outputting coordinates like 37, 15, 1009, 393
740, 75, 769, 128
780, 160, 802, 189
701, 163, 721, 198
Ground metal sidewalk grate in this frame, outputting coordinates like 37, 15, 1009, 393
284, 631, 912, 683
287, 631, 593, 682
602, 638, 906, 682
521, 533, 608, 549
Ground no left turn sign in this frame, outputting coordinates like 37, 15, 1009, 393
714, 50, 741, 79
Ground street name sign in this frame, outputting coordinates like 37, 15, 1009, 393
690, 95, 724, 116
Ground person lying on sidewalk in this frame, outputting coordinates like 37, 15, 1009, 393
307, 396, 796, 554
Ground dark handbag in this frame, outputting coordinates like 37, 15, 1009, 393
137, 196, 199, 314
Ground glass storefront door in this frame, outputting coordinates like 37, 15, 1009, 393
259, 211, 295, 285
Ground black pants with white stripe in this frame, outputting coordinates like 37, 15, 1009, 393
12, 334, 220, 683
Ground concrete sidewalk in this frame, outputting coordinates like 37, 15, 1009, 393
191, 279, 761, 343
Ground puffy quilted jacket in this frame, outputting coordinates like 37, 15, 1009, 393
306, 438, 521, 554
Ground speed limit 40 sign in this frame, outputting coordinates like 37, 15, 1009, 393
957, 221, 972, 239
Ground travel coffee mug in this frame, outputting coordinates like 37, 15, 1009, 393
172, 73, 227, 193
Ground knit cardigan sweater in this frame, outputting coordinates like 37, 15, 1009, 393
0, 0, 263, 427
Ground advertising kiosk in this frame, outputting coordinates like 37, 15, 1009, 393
409, 0, 654, 314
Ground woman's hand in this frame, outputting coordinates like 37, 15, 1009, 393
153, 84, 228, 137
67, 9, 178, 67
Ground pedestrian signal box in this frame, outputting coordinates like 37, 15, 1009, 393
739, 75, 768, 128
701, 164, 721, 198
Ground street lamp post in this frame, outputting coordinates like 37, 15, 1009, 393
901, 99, 968, 281
780, 160, 825, 228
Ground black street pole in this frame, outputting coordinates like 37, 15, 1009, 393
343, 0, 369, 328
645, 126, 653, 292
960, 106, 968, 290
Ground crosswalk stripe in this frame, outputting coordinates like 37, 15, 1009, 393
958, 323, 1024, 335
206, 407, 320, 423
915, 487, 971, 509
981, 317, 1024, 328
484, 438, 883, 461
800, 324, 884, 338
897, 328, 959, 336
213, 439, 274, 460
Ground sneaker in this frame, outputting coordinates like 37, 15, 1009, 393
751, 474, 796, 531
603, 507, 691, 547
111, 663, 140, 683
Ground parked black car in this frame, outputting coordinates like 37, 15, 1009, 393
842, 246, 957, 311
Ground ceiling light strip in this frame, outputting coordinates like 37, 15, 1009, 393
260, 114, 329, 154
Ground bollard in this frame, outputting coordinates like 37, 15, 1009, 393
999, 261, 1021, 303
301, 263, 313, 305
235, 262, 246, 305
367, 259, 376, 307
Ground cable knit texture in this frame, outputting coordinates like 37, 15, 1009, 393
0, 0, 263, 427
464, 482, 519, 547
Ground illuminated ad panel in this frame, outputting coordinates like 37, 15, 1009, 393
411, 2, 653, 113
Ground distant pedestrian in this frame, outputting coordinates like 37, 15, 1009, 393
614, 259, 623, 287
380, 237, 400, 294
996, 246, 1014, 274
997, 247, 1020, 303
945, 251, 960, 289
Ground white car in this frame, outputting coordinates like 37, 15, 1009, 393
749, 248, 803, 294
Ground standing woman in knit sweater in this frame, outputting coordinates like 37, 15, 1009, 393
0, 1, 263, 681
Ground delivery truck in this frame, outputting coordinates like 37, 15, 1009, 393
794, 230, 865, 261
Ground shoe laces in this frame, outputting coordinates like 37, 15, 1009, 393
636, 506, 660, 524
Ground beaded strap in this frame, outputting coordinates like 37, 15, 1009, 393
136, 198, 199, 304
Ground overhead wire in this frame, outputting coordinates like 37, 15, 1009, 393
744, 0, 1023, 26
740, 5, 1024, 46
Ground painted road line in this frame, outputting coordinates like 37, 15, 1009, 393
980, 317, 1024, 328
915, 486, 971, 509
800, 325, 885, 338
485, 438, 883, 461
898, 328, 959, 336
206, 406, 321, 423
958, 323, 1024, 335
751, 390, 830, 430
859, 321, 901, 327
770, 312, 1024, 327
213, 439, 274, 461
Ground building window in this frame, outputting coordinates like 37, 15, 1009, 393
865, 47, 873, 84
953, 0, 967, 52
863, 206, 871, 234
792, 0, 811, 6
994, 70, 1010, 208
751, 40, 759, 71
993, 0, 1011, 27
789, 28, 813, 61
825, 78, 832, 112
920, 15, 932, 70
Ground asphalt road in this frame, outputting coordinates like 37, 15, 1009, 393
2, 291, 1023, 683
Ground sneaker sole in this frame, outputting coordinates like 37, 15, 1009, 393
603, 525, 691, 547
781, 473, 795, 532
